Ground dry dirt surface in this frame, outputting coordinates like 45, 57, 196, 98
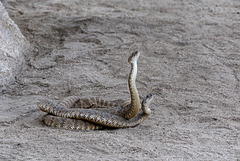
1, 0, 240, 160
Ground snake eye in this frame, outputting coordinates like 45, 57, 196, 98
146, 94, 154, 101
132, 51, 138, 56
147, 94, 153, 98
128, 51, 140, 63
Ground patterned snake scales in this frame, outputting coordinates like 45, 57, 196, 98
39, 51, 154, 130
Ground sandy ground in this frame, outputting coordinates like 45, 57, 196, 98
1, 0, 240, 160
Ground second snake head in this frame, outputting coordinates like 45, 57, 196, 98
128, 51, 141, 64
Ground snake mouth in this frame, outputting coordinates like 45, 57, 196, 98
128, 51, 140, 63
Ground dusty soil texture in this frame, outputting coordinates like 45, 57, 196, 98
1, 0, 240, 160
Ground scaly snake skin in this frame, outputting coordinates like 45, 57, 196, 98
39, 51, 154, 130
124, 51, 141, 119
57, 96, 130, 117
39, 94, 153, 129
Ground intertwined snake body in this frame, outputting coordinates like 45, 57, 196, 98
39, 51, 154, 130
39, 94, 153, 129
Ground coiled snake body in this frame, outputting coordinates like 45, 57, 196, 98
39, 51, 154, 130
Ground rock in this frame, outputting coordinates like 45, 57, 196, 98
0, 2, 29, 89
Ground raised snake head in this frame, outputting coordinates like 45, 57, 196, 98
141, 94, 154, 115
128, 51, 141, 63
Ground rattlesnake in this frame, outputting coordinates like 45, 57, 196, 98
55, 51, 141, 119
124, 51, 141, 119
39, 94, 154, 129
39, 51, 154, 130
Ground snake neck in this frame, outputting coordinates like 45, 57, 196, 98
124, 61, 141, 119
